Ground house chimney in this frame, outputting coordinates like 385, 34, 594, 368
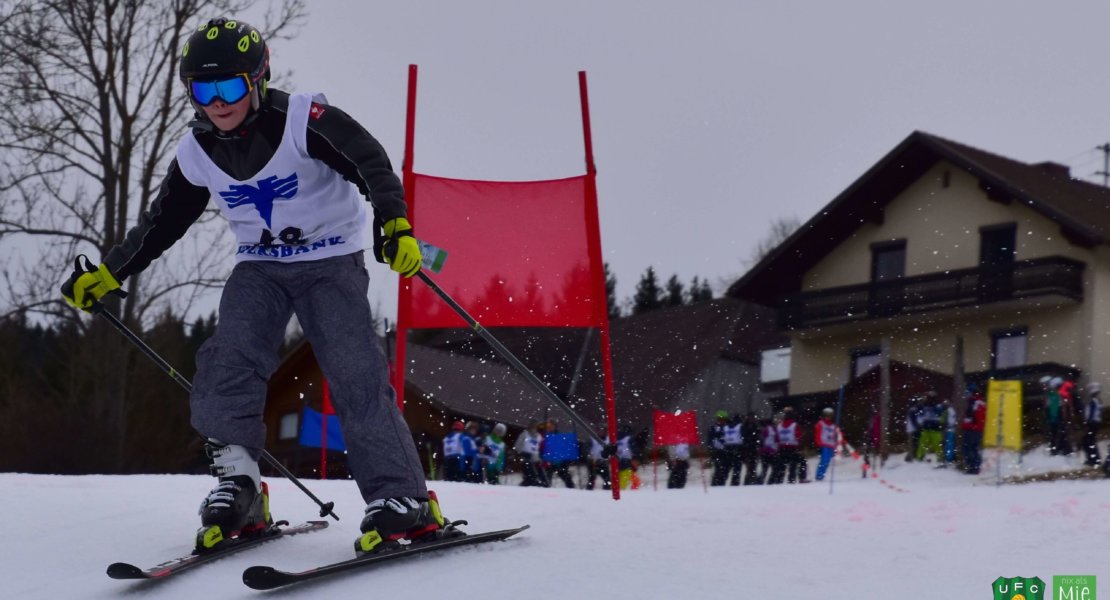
1033, 161, 1070, 177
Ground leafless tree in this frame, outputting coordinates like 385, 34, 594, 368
716, 215, 803, 295
746, 215, 802, 268
0, 0, 305, 470
0, 0, 304, 325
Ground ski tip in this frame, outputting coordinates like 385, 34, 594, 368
242, 565, 284, 590
106, 562, 145, 579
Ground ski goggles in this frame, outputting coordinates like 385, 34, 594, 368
188, 74, 252, 106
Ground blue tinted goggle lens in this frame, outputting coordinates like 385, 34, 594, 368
189, 75, 250, 106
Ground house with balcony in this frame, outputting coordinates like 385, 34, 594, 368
728, 131, 1110, 445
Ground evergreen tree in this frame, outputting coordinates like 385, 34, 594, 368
632, 267, 664, 315
688, 276, 714, 303
189, 313, 217, 350
604, 262, 621, 320
665, 274, 685, 306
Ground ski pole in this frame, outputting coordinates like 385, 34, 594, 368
415, 270, 609, 446
88, 303, 339, 521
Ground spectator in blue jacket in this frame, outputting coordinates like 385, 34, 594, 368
462, 421, 482, 483
442, 421, 468, 482
543, 420, 576, 488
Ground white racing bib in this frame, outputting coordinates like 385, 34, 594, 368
177, 93, 367, 263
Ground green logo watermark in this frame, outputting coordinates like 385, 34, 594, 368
1053, 575, 1096, 600
994, 576, 1045, 600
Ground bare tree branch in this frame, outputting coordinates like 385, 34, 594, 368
0, 0, 305, 324
0, 0, 305, 470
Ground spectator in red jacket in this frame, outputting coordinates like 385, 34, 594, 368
1058, 378, 1078, 455
961, 386, 986, 475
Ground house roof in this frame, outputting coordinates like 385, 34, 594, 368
570, 298, 776, 429
403, 343, 551, 428
406, 297, 784, 432
585, 297, 770, 395
728, 130, 1110, 306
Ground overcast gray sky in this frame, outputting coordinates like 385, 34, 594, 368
246, 1, 1110, 322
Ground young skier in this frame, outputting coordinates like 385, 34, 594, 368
759, 415, 782, 484
915, 392, 944, 462
708, 410, 730, 486
813, 407, 840, 481
479, 423, 508, 484
514, 422, 547, 487
666, 443, 691, 489
777, 407, 808, 483
60, 18, 444, 556
961, 386, 987, 474
585, 437, 612, 490
1082, 382, 1102, 467
442, 421, 469, 482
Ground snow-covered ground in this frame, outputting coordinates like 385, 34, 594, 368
2, 448, 1106, 598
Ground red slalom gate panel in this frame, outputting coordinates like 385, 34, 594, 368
407, 173, 606, 329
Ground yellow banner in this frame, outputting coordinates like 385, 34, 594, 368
983, 380, 1022, 450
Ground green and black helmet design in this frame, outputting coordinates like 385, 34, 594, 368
180, 18, 270, 111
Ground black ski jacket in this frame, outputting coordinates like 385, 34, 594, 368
104, 89, 406, 281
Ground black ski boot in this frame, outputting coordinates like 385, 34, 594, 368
195, 442, 272, 552
354, 490, 455, 556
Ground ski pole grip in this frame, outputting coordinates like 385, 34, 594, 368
74, 254, 128, 310
75, 254, 95, 274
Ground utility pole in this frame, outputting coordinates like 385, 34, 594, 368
1096, 143, 1110, 187
879, 337, 891, 466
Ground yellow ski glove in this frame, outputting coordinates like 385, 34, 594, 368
381, 217, 422, 278
61, 260, 122, 311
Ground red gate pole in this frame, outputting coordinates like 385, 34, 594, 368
578, 71, 620, 501
393, 64, 419, 412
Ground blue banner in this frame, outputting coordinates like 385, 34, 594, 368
299, 407, 347, 451
541, 432, 579, 463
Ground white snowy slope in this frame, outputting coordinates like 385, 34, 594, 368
1, 450, 1107, 599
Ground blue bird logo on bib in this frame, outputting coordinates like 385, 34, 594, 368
219, 173, 299, 227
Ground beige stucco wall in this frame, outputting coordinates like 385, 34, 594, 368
789, 160, 1103, 394
1084, 246, 1110, 382
790, 306, 1085, 393
802, 162, 1091, 289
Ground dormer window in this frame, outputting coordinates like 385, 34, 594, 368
871, 240, 906, 282
979, 223, 1017, 266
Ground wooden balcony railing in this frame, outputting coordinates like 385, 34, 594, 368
778, 256, 1084, 330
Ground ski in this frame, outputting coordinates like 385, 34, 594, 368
107, 520, 329, 581
242, 524, 530, 590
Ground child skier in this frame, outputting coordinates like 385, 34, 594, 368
813, 407, 840, 481
480, 423, 508, 484
60, 18, 444, 556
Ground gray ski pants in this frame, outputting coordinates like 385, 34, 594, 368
190, 252, 428, 503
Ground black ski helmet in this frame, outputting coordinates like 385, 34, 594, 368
179, 18, 270, 113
